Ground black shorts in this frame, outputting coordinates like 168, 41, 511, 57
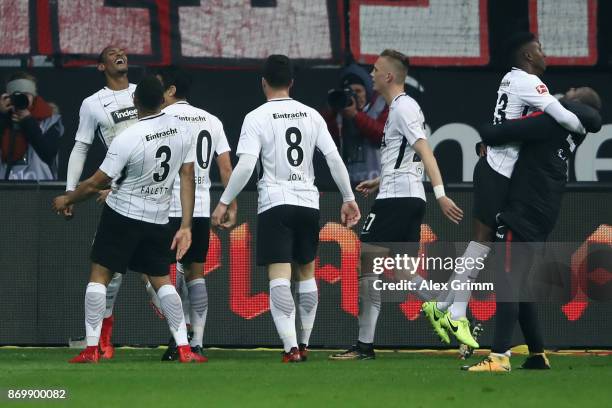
169, 217, 210, 264
360, 198, 425, 243
473, 157, 510, 229
256, 205, 320, 266
91, 205, 173, 276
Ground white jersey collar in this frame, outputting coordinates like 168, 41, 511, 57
138, 112, 165, 121
391, 92, 406, 105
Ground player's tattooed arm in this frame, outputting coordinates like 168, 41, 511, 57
412, 139, 463, 224
52, 170, 111, 213
216, 151, 238, 229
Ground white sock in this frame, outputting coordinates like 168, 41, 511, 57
187, 278, 208, 348
175, 263, 191, 325
448, 241, 490, 320
410, 274, 440, 301
269, 278, 297, 353
145, 281, 162, 312
358, 276, 381, 344
104, 273, 123, 318
436, 298, 453, 312
85, 282, 107, 347
157, 284, 188, 346
296, 278, 318, 346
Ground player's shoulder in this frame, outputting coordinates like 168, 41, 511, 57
82, 83, 136, 105
508, 68, 546, 89
393, 93, 421, 114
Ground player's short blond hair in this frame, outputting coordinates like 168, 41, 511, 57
380, 49, 410, 84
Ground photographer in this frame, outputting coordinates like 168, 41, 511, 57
322, 63, 388, 184
0, 72, 63, 180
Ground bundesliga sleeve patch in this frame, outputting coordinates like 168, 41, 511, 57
536, 84, 549, 95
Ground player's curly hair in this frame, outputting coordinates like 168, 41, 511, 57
135, 75, 164, 111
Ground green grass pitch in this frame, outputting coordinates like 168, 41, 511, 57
1, 348, 611, 408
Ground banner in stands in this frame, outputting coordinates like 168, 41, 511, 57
0, 0, 604, 66
1, 186, 610, 348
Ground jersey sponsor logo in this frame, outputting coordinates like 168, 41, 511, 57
103, 102, 112, 108
536, 84, 549, 94
111, 107, 138, 123
500, 79, 510, 88
145, 128, 178, 142
272, 112, 308, 120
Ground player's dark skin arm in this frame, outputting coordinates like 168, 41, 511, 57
173, 161, 195, 261
216, 152, 238, 228
479, 101, 601, 146
52, 169, 111, 212
178, 162, 195, 230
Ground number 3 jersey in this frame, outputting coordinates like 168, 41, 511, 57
377, 93, 427, 201
488, 67, 558, 178
162, 101, 231, 218
100, 112, 195, 224
236, 97, 338, 214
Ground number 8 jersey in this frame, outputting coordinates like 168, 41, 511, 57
377, 93, 427, 201
163, 101, 231, 218
100, 112, 194, 224
236, 97, 338, 213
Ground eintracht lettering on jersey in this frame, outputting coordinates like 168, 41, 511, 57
488, 68, 558, 178
236, 98, 338, 214
163, 101, 231, 218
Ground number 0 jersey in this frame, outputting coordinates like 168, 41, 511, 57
100, 112, 195, 224
488, 68, 558, 178
236, 98, 338, 213
377, 93, 427, 201
75, 84, 138, 148
163, 102, 231, 218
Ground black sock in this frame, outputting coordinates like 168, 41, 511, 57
519, 302, 544, 354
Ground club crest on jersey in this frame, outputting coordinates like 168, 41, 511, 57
536, 84, 549, 95
111, 107, 138, 124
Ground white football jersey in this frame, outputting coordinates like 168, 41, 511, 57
75, 84, 138, 148
236, 98, 337, 213
163, 101, 231, 218
488, 68, 558, 178
377, 93, 426, 201
100, 112, 195, 224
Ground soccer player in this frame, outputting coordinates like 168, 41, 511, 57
155, 66, 236, 360
422, 33, 589, 349
330, 49, 463, 360
211, 55, 360, 362
64, 46, 161, 359
53, 75, 205, 364
463, 88, 601, 372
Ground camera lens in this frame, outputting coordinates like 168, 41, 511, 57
10, 92, 29, 110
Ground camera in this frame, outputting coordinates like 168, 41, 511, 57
327, 87, 357, 111
10, 92, 30, 110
